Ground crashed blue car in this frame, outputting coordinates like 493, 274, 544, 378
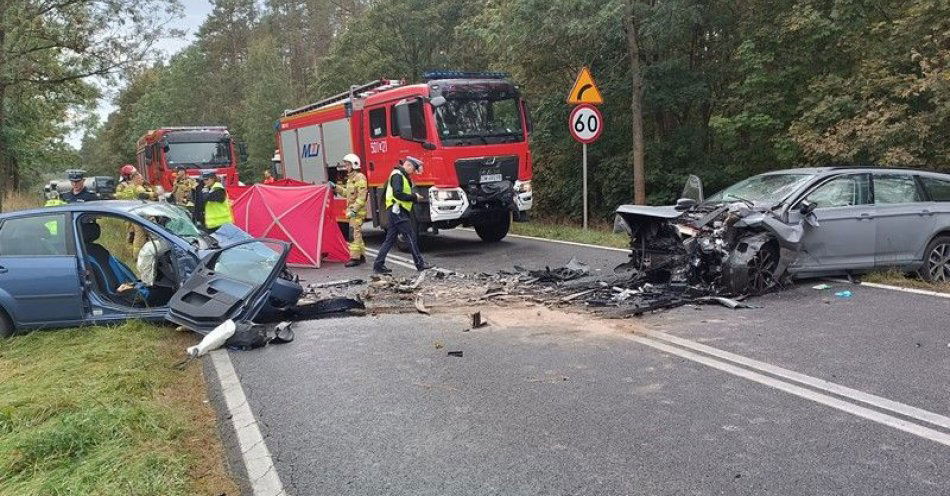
0, 201, 303, 337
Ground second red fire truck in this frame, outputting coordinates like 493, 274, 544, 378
274, 71, 534, 243
136, 127, 244, 191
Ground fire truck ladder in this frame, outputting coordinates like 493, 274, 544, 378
283, 79, 403, 117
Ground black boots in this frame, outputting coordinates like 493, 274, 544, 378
345, 255, 366, 268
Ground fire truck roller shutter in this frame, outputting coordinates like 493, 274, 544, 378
279, 129, 300, 180
297, 124, 326, 183
321, 118, 353, 174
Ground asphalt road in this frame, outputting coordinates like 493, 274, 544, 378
209, 227, 950, 495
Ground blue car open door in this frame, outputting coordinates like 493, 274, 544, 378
166, 239, 291, 334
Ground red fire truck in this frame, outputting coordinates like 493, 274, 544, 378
274, 72, 533, 243
136, 127, 244, 191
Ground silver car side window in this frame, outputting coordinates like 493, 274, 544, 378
804, 174, 870, 208
920, 176, 950, 202
874, 174, 922, 204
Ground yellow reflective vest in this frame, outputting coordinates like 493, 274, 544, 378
384, 169, 413, 213
204, 182, 233, 229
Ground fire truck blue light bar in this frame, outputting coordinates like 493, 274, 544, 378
423, 70, 511, 81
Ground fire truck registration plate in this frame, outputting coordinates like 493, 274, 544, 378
480, 173, 502, 183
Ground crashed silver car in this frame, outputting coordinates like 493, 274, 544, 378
615, 167, 950, 294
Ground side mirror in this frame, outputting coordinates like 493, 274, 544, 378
144, 147, 153, 161
422, 141, 436, 151
430, 96, 446, 108
799, 200, 817, 215
681, 174, 704, 203
675, 198, 697, 211
238, 142, 248, 163
395, 100, 413, 140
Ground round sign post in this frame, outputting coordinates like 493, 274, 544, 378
569, 104, 603, 229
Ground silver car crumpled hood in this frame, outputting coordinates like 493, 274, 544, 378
613, 200, 812, 295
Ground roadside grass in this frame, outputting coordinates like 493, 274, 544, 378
0, 322, 238, 496
511, 218, 629, 249
861, 268, 950, 294
1, 192, 41, 213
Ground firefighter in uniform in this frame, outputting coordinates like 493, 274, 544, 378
334, 153, 368, 267
171, 166, 197, 208
116, 173, 158, 252
201, 171, 233, 231
373, 156, 432, 274
115, 164, 137, 198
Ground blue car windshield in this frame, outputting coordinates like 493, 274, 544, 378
706, 173, 815, 204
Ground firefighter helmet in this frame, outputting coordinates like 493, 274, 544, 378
120, 164, 137, 178
342, 153, 361, 170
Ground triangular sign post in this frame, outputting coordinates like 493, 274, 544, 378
567, 67, 604, 105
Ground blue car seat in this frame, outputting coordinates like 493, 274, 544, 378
80, 222, 149, 305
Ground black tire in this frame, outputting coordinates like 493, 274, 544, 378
0, 309, 14, 339
746, 241, 780, 295
474, 211, 511, 243
920, 235, 950, 283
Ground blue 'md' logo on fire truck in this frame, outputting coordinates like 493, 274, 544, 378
301, 142, 320, 158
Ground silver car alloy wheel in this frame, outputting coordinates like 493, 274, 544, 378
928, 242, 950, 282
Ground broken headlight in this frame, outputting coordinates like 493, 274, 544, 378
514, 180, 532, 193
430, 188, 463, 201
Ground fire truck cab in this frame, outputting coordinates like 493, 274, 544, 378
276, 71, 533, 245
136, 127, 243, 191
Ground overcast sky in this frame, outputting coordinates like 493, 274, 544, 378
68, 0, 214, 147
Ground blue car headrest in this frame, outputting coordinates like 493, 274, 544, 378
81, 221, 101, 242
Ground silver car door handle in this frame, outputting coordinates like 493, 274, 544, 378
920, 209, 932, 216
859, 213, 874, 220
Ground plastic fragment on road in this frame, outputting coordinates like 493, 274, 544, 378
471, 311, 489, 329
812, 283, 832, 290
414, 296, 430, 315
447, 350, 464, 357
834, 290, 853, 299
187, 319, 237, 358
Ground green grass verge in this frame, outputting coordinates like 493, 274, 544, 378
510, 220, 629, 249
0, 322, 237, 495
861, 268, 950, 294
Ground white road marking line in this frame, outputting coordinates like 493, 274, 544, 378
644, 330, 950, 431
627, 334, 950, 447
210, 350, 286, 496
826, 278, 950, 300
457, 227, 629, 252
364, 248, 417, 270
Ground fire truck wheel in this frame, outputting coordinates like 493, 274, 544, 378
474, 211, 511, 243
337, 221, 351, 240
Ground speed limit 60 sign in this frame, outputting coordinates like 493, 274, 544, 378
569, 104, 603, 144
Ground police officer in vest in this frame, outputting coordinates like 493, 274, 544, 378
201, 171, 233, 232
373, 156, 432, 274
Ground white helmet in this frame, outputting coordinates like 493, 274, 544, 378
342, 153, 361, 169
271, 150, 281, 162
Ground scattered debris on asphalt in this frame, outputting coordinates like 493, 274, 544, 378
835, 290, 853, 299
414, 296, 430, 315
812, 283, 832, 290
471, 311, 489, 329
447, 350, 464, 357
187, 319, 236, 358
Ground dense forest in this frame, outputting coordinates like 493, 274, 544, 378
2, 0, 948, 220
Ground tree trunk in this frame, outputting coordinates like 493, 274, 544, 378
0, 22, 6, 211
624, 2, 647, 205
0, 82, 6, 213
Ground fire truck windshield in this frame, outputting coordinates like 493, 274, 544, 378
434, 96, 524, 145
165, 141, 232, 167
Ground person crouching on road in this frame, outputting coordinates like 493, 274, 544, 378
62, 170, 98, 203
201, 171, 233, 232
373, 156, 432, 274
334, 153, 368, 267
